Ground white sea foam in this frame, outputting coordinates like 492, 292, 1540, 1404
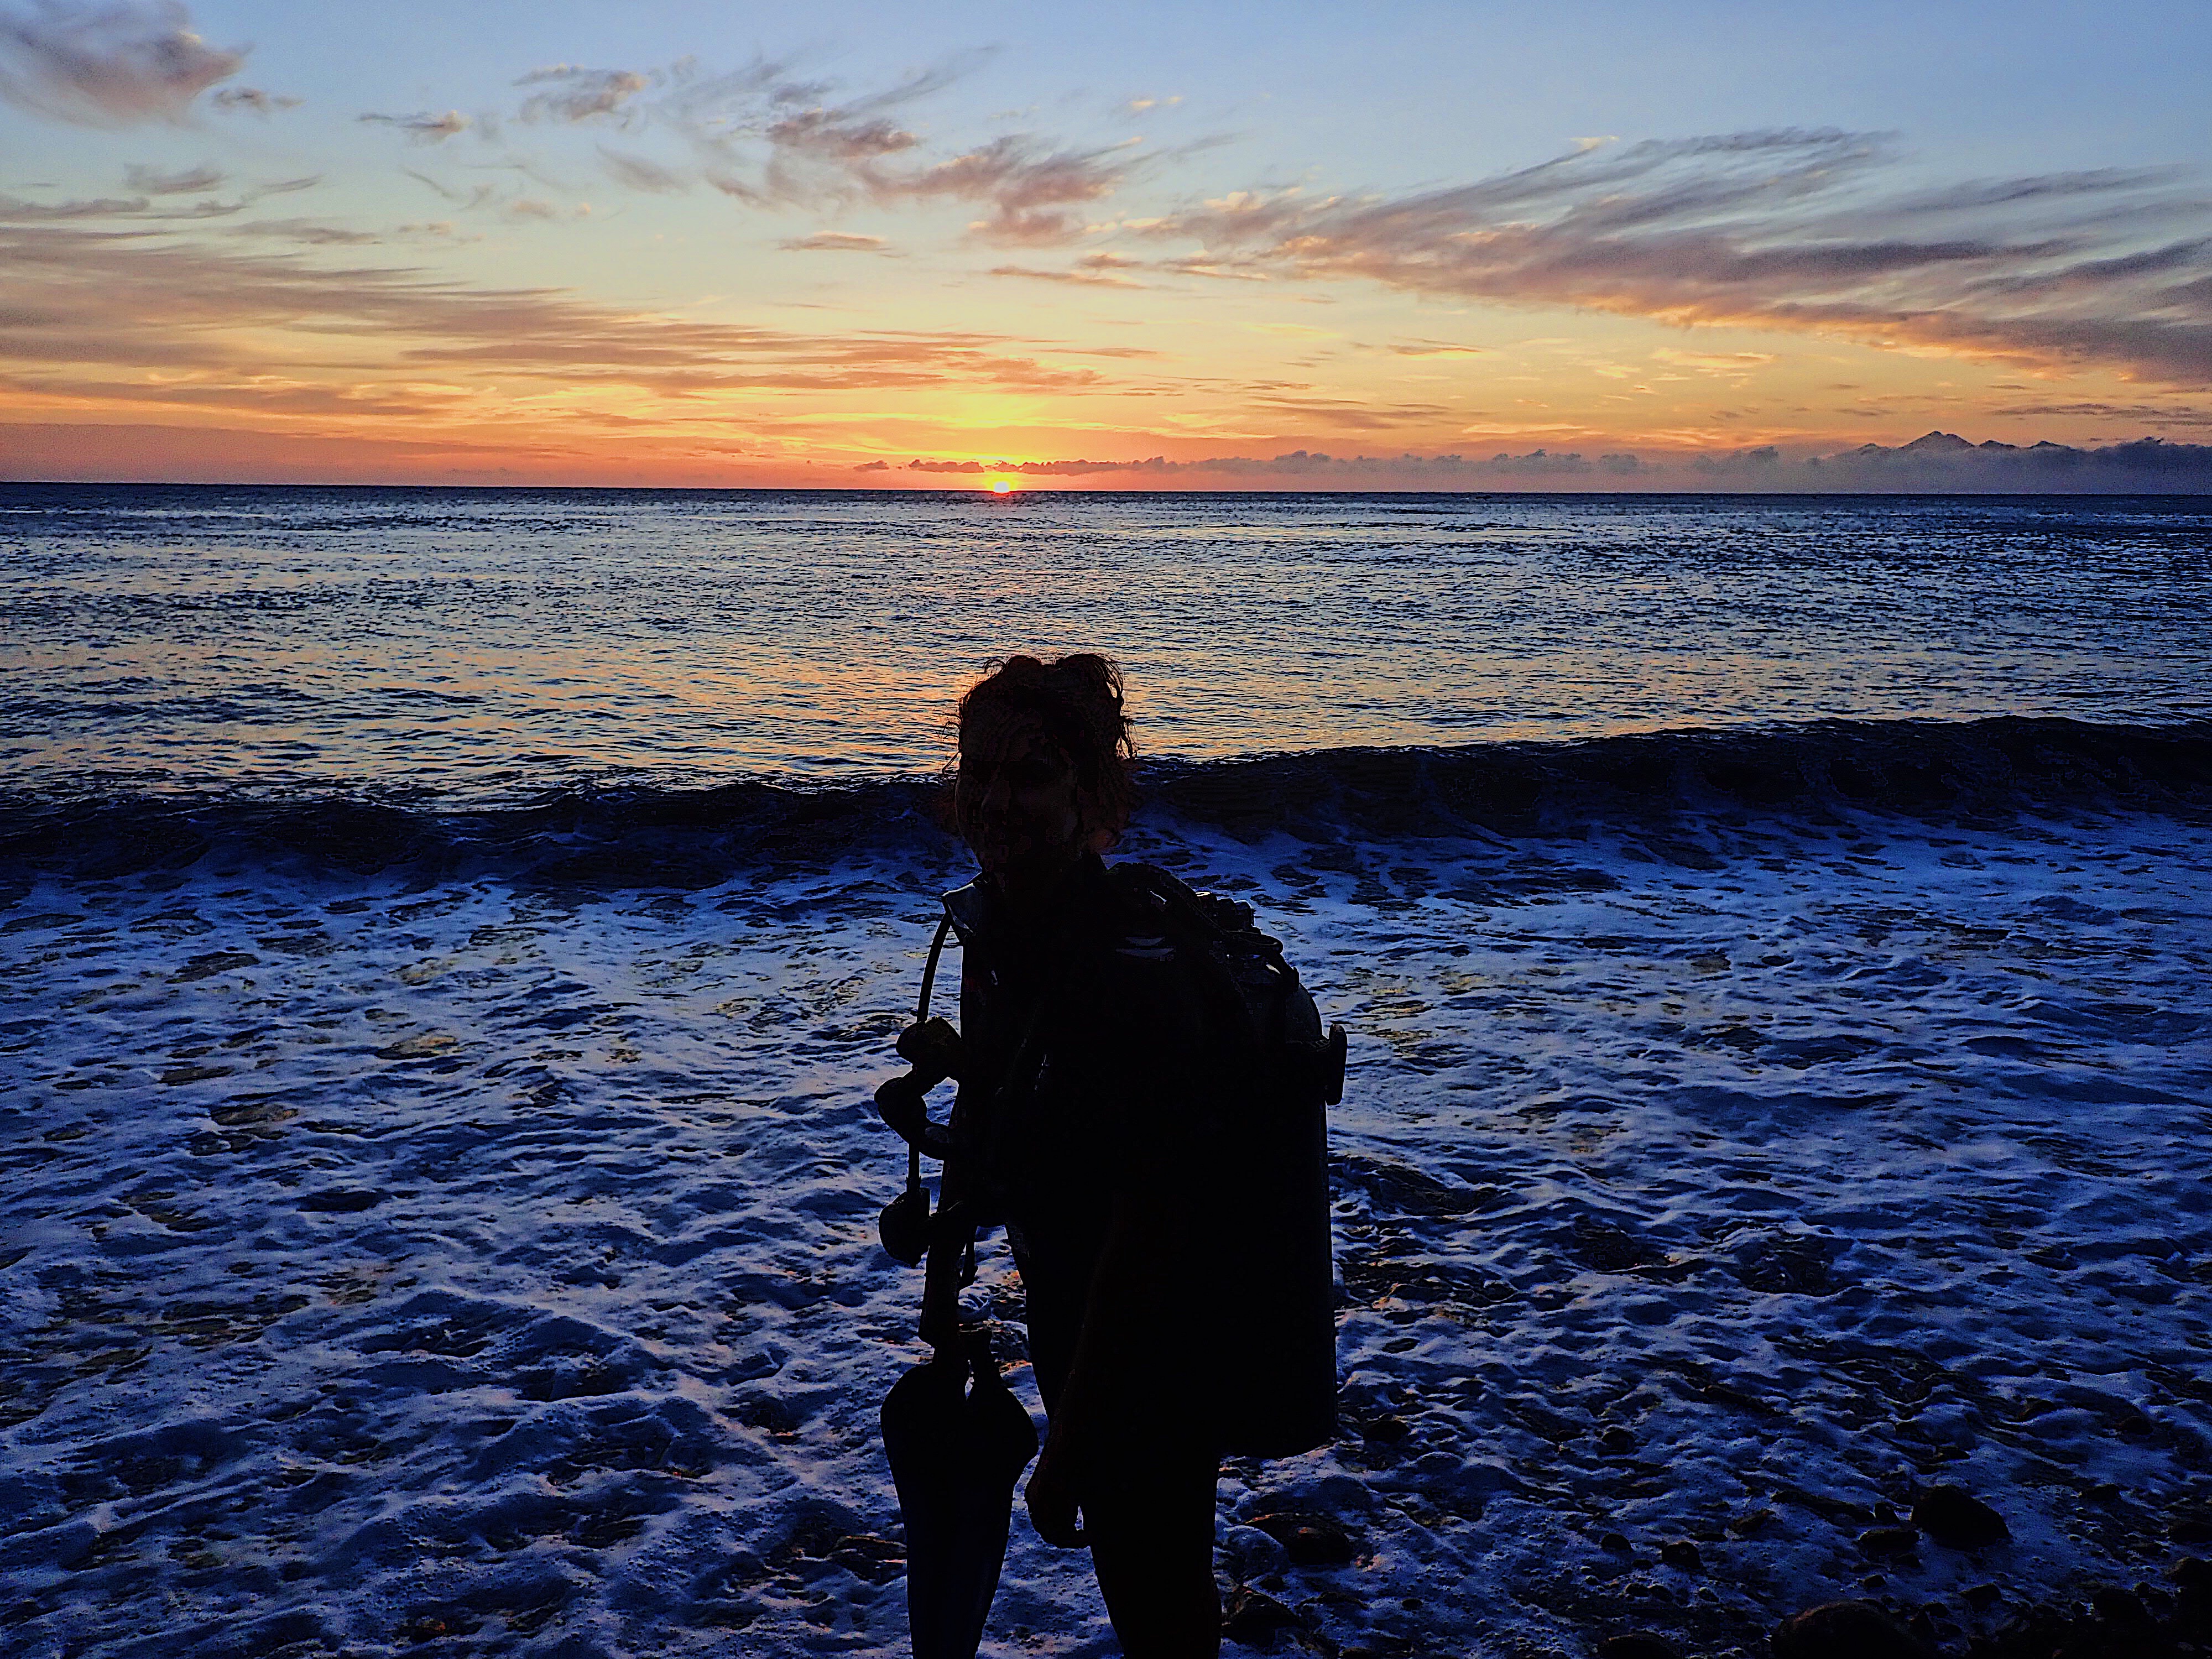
3, 795, 2208, 1656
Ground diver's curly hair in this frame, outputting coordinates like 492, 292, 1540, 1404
952, 653, 1138, 844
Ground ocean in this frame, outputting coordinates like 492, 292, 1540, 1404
2, 484, 2209, 1658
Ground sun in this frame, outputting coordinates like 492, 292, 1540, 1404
988, 477, 1018, 494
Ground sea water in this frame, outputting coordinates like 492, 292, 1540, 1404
2, 486, 2208, 1658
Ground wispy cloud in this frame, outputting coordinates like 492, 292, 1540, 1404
1650, 347, 1776, 373
1249, 395, 1454, 431
393, 50, 1146, 246
0, 189, 147, 218
760, 103, 921, 169
674, 59, 1136, 243
598, 147, 683, 192
208, 85, 294, 116
1376, 338, 1484, 357
782, 231, 889, 252
222, 217, 380, 246
400, 168, 499, 210
1156, 257, 1269, 282
990, 261, 1144, 288
360, 109, 471, 143
1139, 131, 2212, 385
863, 135, 1136, 243
517, 64, 648, 124
1991, 399, 2211, 427
2, 370, 476, 418
0, 223, 1113, 399
122, 160, 220, 194
0, 180, 283, 221
0, 0, 243, 126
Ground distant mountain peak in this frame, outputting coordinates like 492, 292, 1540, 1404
1900, 430, 1975, 453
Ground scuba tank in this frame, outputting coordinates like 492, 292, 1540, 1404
1108, 864, 1344, 1459
870, 869, 1346, 1459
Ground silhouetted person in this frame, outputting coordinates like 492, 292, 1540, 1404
945, 654, 1222, 1656
887, 652, 1338, 1659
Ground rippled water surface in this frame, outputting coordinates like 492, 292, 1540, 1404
3, 485, 2206, 799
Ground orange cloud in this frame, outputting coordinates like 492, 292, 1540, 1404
990, 262, 1145, 289
0, 224, 1115, 396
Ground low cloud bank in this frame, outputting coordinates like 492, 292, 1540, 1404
1696, 431, 2212, 491
861, 432, 2212, 492
883, 448, 1636, 479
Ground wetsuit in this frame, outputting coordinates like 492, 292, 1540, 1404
942, 852, 1228, 1648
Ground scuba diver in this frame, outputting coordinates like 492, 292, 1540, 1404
875, 654, 1342, 1659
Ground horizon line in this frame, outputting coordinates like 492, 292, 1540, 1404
6, 478, 2211, 498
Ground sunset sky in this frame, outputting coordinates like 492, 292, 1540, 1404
3, 0, 2209, 488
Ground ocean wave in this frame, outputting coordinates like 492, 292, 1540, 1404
1, 716, 2205, 889
1141, 714, 2212, 838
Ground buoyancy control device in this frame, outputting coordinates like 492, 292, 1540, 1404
870, 863, 1345, 1459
